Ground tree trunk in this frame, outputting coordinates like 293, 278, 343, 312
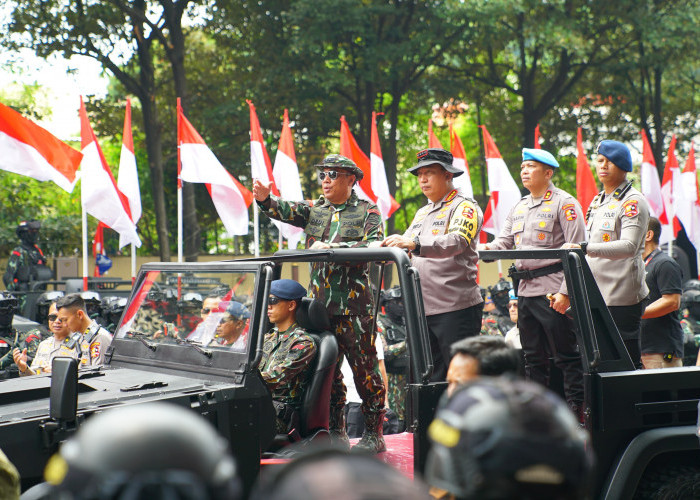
164, 0, 200, 261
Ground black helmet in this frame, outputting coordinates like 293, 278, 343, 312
426, 378, 593, 500
682, 289, 700, 320
685, 279, 700, 292
36, 291, 64, 325
44, 402, 241, 500
16, 219, 41, 245
80, 291, 102, 320
488, 279, 513, 315
178, 292, 204, 314
0, 292, 18, 330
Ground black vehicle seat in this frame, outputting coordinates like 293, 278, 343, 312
294, 297, 338, 440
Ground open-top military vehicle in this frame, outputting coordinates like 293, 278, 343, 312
1, 248, 698, 498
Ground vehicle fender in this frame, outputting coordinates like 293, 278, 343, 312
601, 425, 700, 499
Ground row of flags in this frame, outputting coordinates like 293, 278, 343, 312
0, 97, 698, 269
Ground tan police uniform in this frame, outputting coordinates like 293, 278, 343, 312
585, 180, 649, 367
404, 188, 483, 380
489, 182, 585, 414
20, 320, 112, 376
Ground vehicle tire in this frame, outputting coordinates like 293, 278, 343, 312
634, 464, 700, 500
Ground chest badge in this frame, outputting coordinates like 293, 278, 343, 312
537, 233, 546, 240
602, 233, 612, 242
538, 221, 546, 228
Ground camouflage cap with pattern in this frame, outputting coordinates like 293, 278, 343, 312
315, 154, 364, 180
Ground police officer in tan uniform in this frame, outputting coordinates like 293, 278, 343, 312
381, 148, 483, 381
564, 140, 649, 368
481, 148, 586, 420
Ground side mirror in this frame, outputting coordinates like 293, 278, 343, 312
49, 357, 78, 422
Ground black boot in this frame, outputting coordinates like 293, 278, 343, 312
351, 410, 386, 454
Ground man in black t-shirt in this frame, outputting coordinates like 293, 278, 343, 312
641, 217, 684, 369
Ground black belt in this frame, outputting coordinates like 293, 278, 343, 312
508, 262, 563, 281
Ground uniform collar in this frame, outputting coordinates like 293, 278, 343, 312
431, 189, 458, 208
317, 190, 359, 209
528, 182, 555, 207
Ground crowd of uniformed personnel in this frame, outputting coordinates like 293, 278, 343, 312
1, 140, 699, 497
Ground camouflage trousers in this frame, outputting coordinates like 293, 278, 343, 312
329, 315, 386, 433
387, 373, 407, 422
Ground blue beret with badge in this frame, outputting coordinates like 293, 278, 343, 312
597, 140, 632, 172
522, 148, 559, 169
270, 279, 307, 300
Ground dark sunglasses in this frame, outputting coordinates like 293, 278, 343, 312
318, 170, 348, 181
268, 296, 283, 305
48, 314, 59, 322
201, 308, 214, 315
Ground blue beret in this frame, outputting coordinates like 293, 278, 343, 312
597, 140, 632, 172
270, 279, 307, 301
224, 300, 250, 320
508, 289, 517, 301
522, 148, 559, 168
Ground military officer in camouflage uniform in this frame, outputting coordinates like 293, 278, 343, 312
482, 148, 586, 421
3, 219, 52, 292
382, 148, 484, 381
15, 301, 70, 375
377, 287, 408, 429
254, 154, 386, 453
564, 140, 650, 369
0, 292, 43, 378
260, 280, 317, 434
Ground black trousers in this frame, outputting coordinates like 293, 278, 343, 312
426, 303, 484, 382
518, 296, 584, 407
608, 302, 644, 369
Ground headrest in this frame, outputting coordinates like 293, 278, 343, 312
295, 297, 331, 332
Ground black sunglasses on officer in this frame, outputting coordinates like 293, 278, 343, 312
318, 170, 350, 181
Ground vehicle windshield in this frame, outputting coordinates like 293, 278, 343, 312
115, 269, 256, 351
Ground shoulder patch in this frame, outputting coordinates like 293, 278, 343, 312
622, 200, 638, 218
367, 208, 380, 216
562, 203, 577, 221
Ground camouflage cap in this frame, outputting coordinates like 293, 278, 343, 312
315, 154, 364, 180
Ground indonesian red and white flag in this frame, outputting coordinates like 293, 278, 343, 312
247, 100, 279, 197
640, 130, 665, 220
479, 125, 521, 242
660, 135, 683, 242
79, 97, 141, 248
678, 143, 700, 249
370, 112, 400, 219
272, 109, 304, 248
117, 98, 141, 226
178, 102, 253, 236
428, 119, 443, 149
576, 128, 598, 214
0, 101, 81, 192
339, 116, 377, 204
449, 124, 474, 198
533, 124, 542, 149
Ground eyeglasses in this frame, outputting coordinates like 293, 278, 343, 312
318, 170, 349, 181
48, 314, 59, 322
201, 308, 213, 315
508, 303, 518, 309
268, 296, 282, 305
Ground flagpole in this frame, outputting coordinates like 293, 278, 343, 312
177, 98, 183, 264
81, 204, 88, 291
490, 197, 503, 278
254, 207, 260, 257
130, 243, 136, 284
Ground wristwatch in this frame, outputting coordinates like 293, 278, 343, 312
579, 241, 588, 255
413, 236, 421, 255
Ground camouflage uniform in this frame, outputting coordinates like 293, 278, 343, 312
377, 312, 407, 423
260, 323, 317, 434
258, 189, 386, 434
0, 327, 43, 379
480, 311, 512, 336
3, 243, 49, 292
